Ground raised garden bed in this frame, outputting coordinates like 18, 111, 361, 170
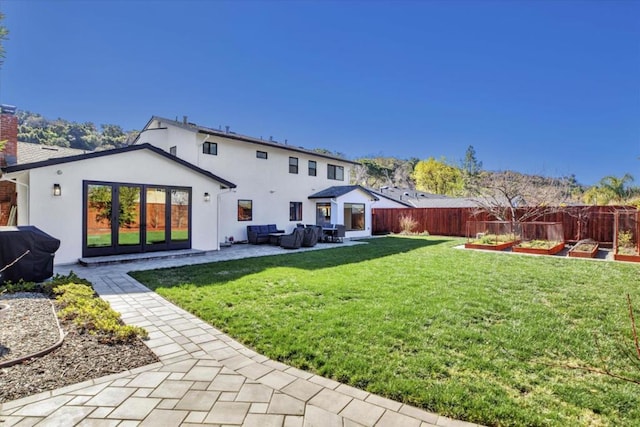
465, 240, 519, 251
568, 240, 599, 259
512, 240, 565, 256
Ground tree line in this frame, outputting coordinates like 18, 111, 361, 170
16, 110, 637, 207
17, 110, 139, 151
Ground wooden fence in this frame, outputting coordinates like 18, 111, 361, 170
371, 206, 631, 246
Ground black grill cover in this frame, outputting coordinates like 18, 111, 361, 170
0, 226, 61, 284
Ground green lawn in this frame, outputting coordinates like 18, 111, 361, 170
131, 236, 640, 427
88, 230, 188, 247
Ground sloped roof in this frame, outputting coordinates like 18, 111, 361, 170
138, 116, 359, 165
308, 185, 379, 200
17, 141, 90, 164
367, 187, 480, 208
3, 143, 236, 188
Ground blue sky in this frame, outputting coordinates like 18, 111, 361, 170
1, 0, 638, 186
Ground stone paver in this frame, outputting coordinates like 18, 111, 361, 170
0, 243, 484, 427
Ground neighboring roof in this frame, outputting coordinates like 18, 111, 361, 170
137, 116, 359, 166
17, 141, 90, 164
367, 187, 480, 208
308, 185, 379, 200
2, 143, 236, 188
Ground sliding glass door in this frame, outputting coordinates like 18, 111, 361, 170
83, 181, 191, 257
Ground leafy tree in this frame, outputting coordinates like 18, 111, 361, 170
412, 157, 464, 196
100, 124, 127, 148
88, 186, 139, 228
582, 174, 635, 205
461, 145, 483, 194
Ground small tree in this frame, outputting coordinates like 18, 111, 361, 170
470, 171, 572, 224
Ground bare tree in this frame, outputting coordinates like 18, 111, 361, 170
470, 171, 573, 223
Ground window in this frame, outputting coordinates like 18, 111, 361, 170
257, 150, 268, 159
203, 142, 217, 155
316, 202, 331, 225
344, 203, 365, 231
237, 200, 253, 221
308, 160, 317, 176
289, 157, 298, 174
290, 202, 302, 221
328, 164, 344, 181
169, 146, 177, 156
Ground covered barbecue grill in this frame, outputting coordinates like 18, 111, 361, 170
0, 226, 60, 284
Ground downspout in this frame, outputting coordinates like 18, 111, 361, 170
216, 187, 235, 250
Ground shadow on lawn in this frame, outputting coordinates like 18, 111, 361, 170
131, 236, 450, 290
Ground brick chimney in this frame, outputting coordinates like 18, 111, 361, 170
0, 104, 18, 225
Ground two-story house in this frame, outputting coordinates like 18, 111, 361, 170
1, 110, 396, 265
134, 116, 381, 244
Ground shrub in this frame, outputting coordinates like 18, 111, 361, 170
398, 214, 419, 234
54, 282, 148, 343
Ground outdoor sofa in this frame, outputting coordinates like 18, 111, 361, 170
246, 224, 284, 244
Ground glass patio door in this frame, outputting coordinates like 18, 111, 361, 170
83, 181, 191, 257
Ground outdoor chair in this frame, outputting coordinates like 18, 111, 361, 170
302, 226, 319, 247
280, 228, 304, 249
334, 224, 346, 243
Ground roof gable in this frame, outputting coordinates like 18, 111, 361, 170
2, 143, 236, 188
308, 185, 379, 200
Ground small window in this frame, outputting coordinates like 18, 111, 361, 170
203, 142, 217, 155
237, 200, 253, 221
290, 202, 302, 221
169, 146, 177, 156
257, 151, 268, 159
289, 157, 299, 174
328, 164, 344, 181
308, 160, 317, 176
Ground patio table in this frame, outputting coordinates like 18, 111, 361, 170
268, 232, 286, 245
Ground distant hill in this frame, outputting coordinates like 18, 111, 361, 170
17, 110, 139, 151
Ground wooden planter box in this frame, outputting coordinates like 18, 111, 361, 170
568, 244, 599, 259
614, 253, 640, 263
465, 241, 519, 251
512, 242, 565, 256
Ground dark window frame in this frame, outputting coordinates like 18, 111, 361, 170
257, 150, 268, 159
289, 157, 299, 174
308, 160, 317, 176
328, 164, 344, 181
203, 142, 218, 155
289, 202, 303, 221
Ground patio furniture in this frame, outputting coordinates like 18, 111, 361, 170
268, 232, 286, 245
302, 226, 319, 247
247, 224, 284, 244
280, 228, 304, 249
334, 224, 346, 243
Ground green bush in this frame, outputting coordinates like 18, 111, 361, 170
54, 282, 148, 343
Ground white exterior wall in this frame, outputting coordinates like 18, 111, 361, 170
140, 121, 356, 242
14, 149, 223, 265
315, 189, 377, 239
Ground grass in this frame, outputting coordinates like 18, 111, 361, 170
131, 236, 640, 427
87, 230, 188, 247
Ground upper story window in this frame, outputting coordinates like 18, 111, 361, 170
328, 164, 344, 181
203, 142, 217, 155
308, 160, 317, 176
289, 157, 299, 174
169, 146, 177, 156
257, 151, 268, 159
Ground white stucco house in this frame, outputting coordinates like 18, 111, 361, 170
1, 113, 405, 264
134, 116, 389, 242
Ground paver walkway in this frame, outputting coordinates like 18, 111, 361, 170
1, 242, 480, 427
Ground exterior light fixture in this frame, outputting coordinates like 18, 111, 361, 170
53, 183, 62, 196
204, 192, 211, 202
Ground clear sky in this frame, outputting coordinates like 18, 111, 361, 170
1, 0, 638, 186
